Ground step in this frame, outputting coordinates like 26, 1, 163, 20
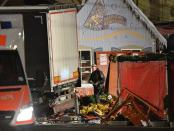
149, 121, 169, 127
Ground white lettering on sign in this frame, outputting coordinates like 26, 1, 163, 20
0, 95, 14, 100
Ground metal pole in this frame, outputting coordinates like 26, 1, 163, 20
1, 0, 8, 6
75, 92, 80, 114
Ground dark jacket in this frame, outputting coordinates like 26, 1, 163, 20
89, 68, 105, 90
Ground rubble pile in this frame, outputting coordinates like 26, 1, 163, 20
78, 94, 118, 124
80, 103, 110, 116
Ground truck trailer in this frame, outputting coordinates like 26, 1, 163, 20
0, 5, 79, 123
0, 6, 79, 92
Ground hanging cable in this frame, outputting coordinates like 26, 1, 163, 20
1, 0, 8, 6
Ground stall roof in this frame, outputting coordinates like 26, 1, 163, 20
77, 0, 166, 52
0, 4, 77, 13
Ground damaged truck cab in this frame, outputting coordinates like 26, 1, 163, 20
0, 47, 34, 125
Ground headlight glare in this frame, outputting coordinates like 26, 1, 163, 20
16, 106, 33, 122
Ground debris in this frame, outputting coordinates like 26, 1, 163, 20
102, 88, 168, 126
88, 118, 101, 124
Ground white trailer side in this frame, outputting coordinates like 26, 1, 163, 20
47, 9, 79, 91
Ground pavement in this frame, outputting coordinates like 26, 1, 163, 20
13, 124, 174, 131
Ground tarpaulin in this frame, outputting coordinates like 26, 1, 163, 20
170, 63, 174, 112
119, 61, 167, 111
168, 61, 174, 120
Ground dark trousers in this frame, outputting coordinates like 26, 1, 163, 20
94, 86, 102, 103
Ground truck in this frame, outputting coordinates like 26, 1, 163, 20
0, 5, 79, 124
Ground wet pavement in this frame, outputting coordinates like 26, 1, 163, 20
14, 124, 174, 131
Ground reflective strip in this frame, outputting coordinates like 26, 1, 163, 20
73, 70, 79, 78
0, 35, 6, 46
54, 76, 61, 84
